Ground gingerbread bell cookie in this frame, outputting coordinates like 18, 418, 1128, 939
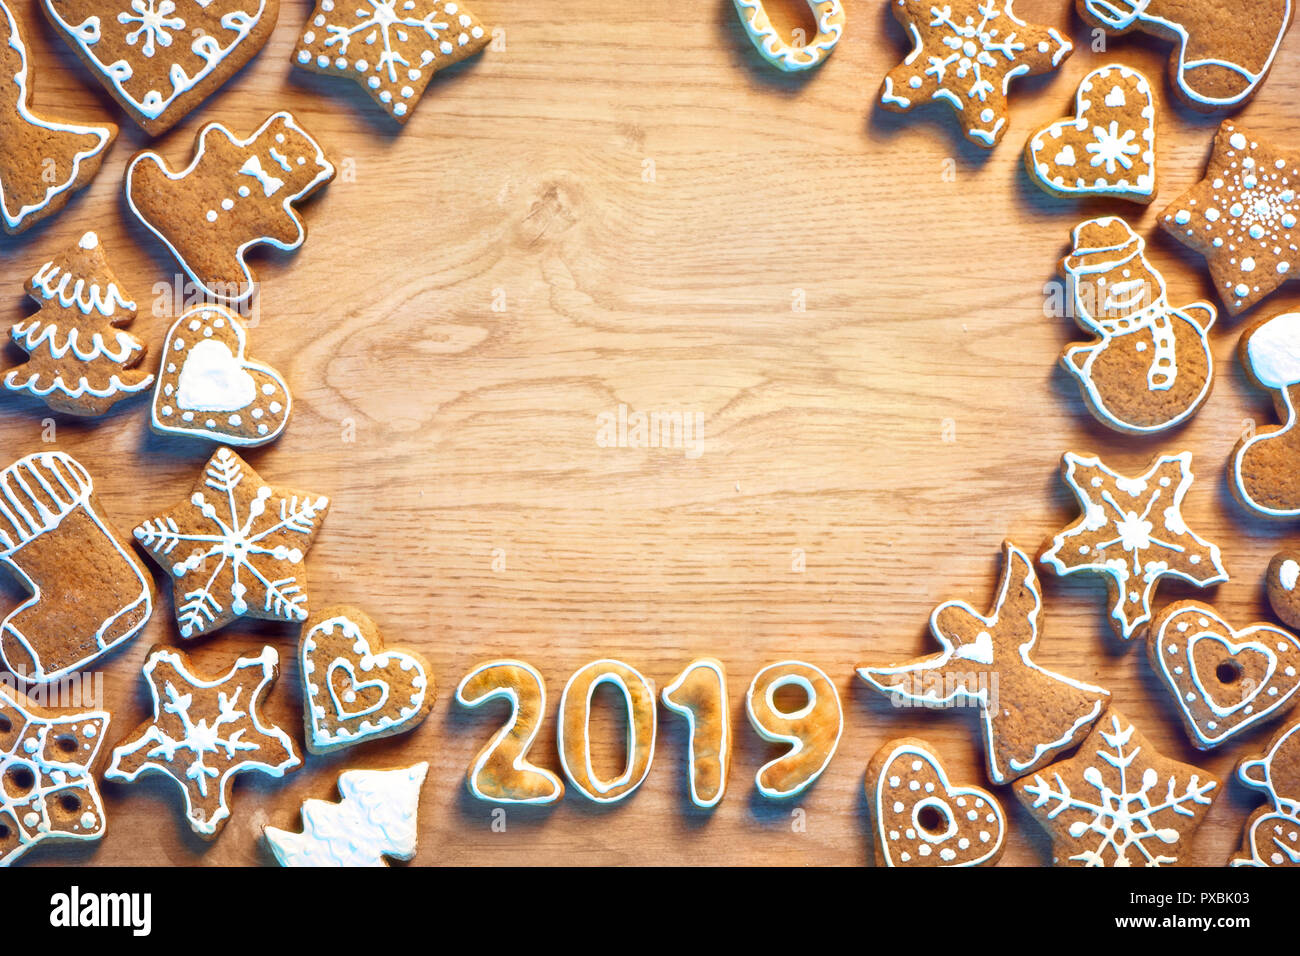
1233, 719, 1300, 866
732, 0, 844, 72
747, 660, 841, 798
42, 0, 280, 136
106, 645, 299, 839
879, 0, 1071, 148
867, 738, 1005, 867
1231, 313, 1300, 518
1077, 0, 1292, 111
1018, 710, 1218, 866
133, 447, 329, 638
294, 0, 489, 122
1057, 217, 1215, 434
0, 1, 115, 235
126, 110, 335, 305
1161, 123, 1300, 315
859, 541, 1108, 784
1026, 64, 1157, 203
1040, 451, 1227, 641
5, 232, 154, 417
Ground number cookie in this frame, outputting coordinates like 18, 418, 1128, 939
732, 0, 844, 72
557, 659, 656, 804
746, 660, 841, 798
1230, 312, 1300, 517
1232, 719, 1300, 866
661, 658, 731, 809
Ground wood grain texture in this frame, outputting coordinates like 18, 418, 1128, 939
3, 0, 1300, 866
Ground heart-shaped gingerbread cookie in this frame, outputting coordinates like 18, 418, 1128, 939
299, 606, 433, 754
867, 738, 1005, 867
1025, 63, 1157, 203
152, 304, 289, 446
1150, 601, 1300, 749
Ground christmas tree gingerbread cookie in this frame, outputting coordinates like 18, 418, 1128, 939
294, 0, 490, 123
1232, 719, 1300, 866
125, 111, 335, 305
1230, 312, 1300, 518
732, 0, 844, 72
859, 541, 1109, 785
5, 233, 153, 417
0, 0, 116, 235
879, 0, 1071, 148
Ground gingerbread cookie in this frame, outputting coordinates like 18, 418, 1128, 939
879, 0, 1071, 148
0, 684, 109, 866
860, 541, 1108, 784
1040, 451, 1227, 641
1232, 719, 1300, 866
746, 660, 841, 798
1230, 312, 1300, 517
1025, 64, 1157, 203
6, 232, 153, 418
1149, 601, 1300, 750
0, 1, 116, 235
42, 0, 279, 136
867, 738, 1005, 867
0, 451, 153, 683
152, 304, 289, 446
1268, 551, 1300, 631
1161, 123, 1300, 315
265, 762, 428, 867
1018, 710, 1219, 866
133, 447, 329, 638
1057, 217, 1215, 434
106, 645, 300, 839
125, 111, 335, 305
455, 660, 564, 805
662, 658, 731, 809
732, 0, 844, 72
300, 606, 432, 754
1077, 0, 1292, 111
557, 659, 656, 804
294, 0, 489, 123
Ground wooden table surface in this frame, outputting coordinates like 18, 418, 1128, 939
4, 0, 1300, 866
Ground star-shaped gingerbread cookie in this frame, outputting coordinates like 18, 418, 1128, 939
133, 447, 329, 639
879, 0, 1072, 148
1040, 451, 1227, 641
1161, 123, 1300, 315
105, 645, 300, 839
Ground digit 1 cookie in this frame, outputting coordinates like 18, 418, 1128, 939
5, 232, 154, 417
0, 0, 115, 235
42, 0, 279, 136
557, 659, 656, 804
0, 684, 109, 866
858, 542, 1108, 785
1148, 601, 1300, 750
867, 738, 1005, 867
1057, 217, 1215, 434
152, 304, 290, 446
1232, 719, 1300, 866
0, 451, 154, 683
294, 0, 490, 123
1161, 123, 1300, 315
879, 0, 1071, 148
746, 660, 841, 798
133, 447, 329, 639
661, 658, 731, 809
732, 0, 844, 72
106, 645, 300, 839
265, 762, 428, 867
1077, 0, 1292, 111
125, 111, 335, 305
1024, 64, 1157, 203
1231, 312, 1300, 518
1040, 451, 1228, 641
299, 606, 433, 754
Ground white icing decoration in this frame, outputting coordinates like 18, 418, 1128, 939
661, 658, 731, 809
746, 660, 842, 797
557, 659, 656, 804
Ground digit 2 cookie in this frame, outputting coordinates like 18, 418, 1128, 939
1230, 312, 1300, 518
456, 660, 564, 804
858, 541, 1108, 784
1232, 719, 1300, 866
125, 110, 335, 305
0, 0, 116, 235
879, 0, 1071, 148
732, 0, 844, 72
152, 304, 289, 446
1057, 217, 1215, 434
1025, 64, 1157, 203
42, 0, 279, 136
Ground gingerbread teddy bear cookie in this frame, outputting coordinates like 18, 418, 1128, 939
1233, 719, 1300, 866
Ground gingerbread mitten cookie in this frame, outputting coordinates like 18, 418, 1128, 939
126, 111, 335, 304
732, 0, 844, 72
859, 541, 1109, 784
1233, 719, 1300, 866
1231, 313, 1300, 518
0, 1, 115, 235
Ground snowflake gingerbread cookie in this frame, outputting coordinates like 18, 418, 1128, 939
294, 0, 489, 122
106, 645, 300, 839
1017, 710, 1218, 866
879, 0, 1072, 148
1040, 451, 1227, 642
732, 0, 845, 72
133, 447, 329, 639
42, 0, 279, 135
1233, 719, 1300, 866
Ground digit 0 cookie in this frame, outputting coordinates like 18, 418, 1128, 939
1230, 312, 1300, 518
732, 0, 844, 72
